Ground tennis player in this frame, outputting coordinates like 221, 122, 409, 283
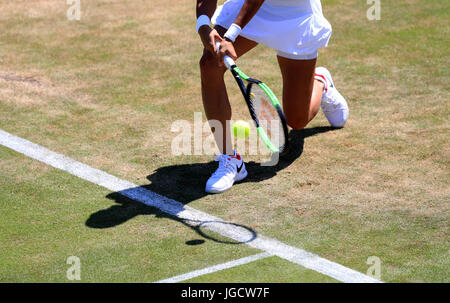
196, 0, 349, 193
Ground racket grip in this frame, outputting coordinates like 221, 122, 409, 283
215, 41, 236, 70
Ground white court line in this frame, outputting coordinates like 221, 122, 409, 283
0, 129, 381, 283
155, 252, 272, 283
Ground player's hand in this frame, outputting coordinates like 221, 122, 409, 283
198, 26, 222, 55
218, 39, 237, 67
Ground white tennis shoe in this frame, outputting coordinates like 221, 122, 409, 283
205, 151, 247, 194
315, 67, 349, 128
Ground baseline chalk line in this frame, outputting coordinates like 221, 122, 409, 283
0, 129, 381, 283
155, 252, 272, 283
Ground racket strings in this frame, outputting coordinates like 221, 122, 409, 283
250, 85, 286, 151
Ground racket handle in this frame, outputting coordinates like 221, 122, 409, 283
215, 41, 236, 69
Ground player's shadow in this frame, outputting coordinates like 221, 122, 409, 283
137, 126, 337, 203
85, 126, 337, 243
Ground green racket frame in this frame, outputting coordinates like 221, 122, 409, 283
229, 65, 289, 154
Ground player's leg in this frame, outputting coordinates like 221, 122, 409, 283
200, 26, 257, 193
277, 55, 349, 130
199, 26, 258, 155
277, 55, 322, 130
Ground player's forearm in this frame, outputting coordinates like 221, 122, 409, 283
234, 0, 264, 28
196, 0, 218, 18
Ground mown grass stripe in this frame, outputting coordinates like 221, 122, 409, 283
0, 129, 381, 283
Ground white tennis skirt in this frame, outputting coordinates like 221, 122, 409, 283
212, 0, 332, 59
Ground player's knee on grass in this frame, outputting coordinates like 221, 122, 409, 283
286, 115, 309, 130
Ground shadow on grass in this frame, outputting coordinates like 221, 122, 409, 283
85, 126, 337, 244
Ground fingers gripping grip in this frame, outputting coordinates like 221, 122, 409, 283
215, 41, 236, 70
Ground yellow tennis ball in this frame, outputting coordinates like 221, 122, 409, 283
232, 120, 251, 138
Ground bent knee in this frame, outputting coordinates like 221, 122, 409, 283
286, 116, 309, 130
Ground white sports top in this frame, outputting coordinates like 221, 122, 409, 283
213, 0, 332, 58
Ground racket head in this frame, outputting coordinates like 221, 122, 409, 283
246, 81, 289, 154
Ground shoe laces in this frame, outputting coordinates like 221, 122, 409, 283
322, 89, 341, 111
212, 154, 236, 177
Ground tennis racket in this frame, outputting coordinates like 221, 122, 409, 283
216, 42, 289, 154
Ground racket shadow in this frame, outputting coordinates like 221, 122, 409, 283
85, 154, 247, 244
85, 126, 337, 243
86, 191, 256, 245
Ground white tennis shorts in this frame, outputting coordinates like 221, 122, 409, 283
212, 0, 332, 60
